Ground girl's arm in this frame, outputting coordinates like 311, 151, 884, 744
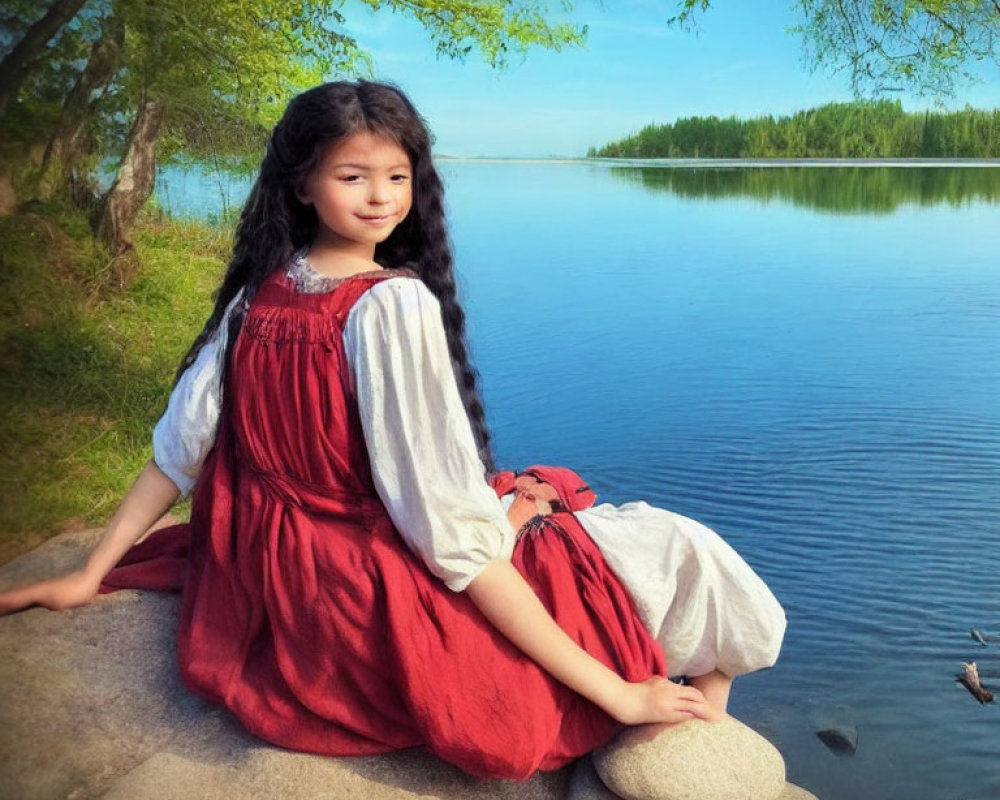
346, 279, 717, 727
0, 460, 179, 615
346, 279, 517, 592
465, 558, 718, 726
0, 291, 241, 616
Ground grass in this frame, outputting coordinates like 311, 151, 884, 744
0, 203, 231, 563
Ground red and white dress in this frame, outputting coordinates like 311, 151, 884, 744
102, 260, 664, 779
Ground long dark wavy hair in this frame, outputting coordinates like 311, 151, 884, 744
176, 80, 494, 471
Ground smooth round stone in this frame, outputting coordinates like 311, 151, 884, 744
0, 531, 569, 800
592, 717, 786, 800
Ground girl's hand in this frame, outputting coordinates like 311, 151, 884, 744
611, 676, 722, 726
0, 569, 102, 616
0, 460, 181, 618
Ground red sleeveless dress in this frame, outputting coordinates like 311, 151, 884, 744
103, 269, 665, 779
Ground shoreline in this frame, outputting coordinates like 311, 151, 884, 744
436, 155, 1000, 168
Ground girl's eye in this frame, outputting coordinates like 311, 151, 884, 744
339, 175, 361, 183
391, 174, 410, 183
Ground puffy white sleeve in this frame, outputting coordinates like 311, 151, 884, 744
344, 277, 515, 592
151, 292, 243, 497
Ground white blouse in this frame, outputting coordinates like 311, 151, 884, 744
152, 273, 514, 592
154, 264, 785, 675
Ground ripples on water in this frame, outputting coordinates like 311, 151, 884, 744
157, 162, 999, 799
444, 163, 1000, 800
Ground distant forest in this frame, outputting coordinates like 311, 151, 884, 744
589, 101, 1000, 159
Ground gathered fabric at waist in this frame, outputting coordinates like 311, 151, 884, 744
236, 450, 385, 521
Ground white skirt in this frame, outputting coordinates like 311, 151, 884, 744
575, 502, 786, 679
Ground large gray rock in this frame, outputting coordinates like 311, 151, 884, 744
0, 530, 568, 800
568, 752, 815, 800
592, 718, 786, 800
1, 530, 804, 800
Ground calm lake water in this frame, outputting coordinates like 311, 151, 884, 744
158, 161, 1000, 800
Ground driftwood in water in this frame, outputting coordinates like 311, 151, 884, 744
959, 662, 994, 704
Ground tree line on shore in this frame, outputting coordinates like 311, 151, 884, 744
589, 101, 1000, 159
3, 2, 997, 274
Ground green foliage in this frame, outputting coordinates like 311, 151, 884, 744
0, 208, 226, 552
671, 0, 1000, 97
591, 101, 1000, 158
3, 1, 586, 169
354, 0, 585, 67
109, 0, 367, 163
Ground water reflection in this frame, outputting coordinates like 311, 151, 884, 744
608, 166, 1000, 214
444, 161, 1000, 800
153, 159, 1000, 799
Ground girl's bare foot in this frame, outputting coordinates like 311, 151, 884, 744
688, 669, 732, 718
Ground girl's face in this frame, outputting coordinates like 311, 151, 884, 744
514, 473, 561, 507
297, 131, 413, 259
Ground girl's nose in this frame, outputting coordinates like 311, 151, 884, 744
368, 180, 392, 204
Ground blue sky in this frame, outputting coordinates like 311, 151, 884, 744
342, 0, 998, 157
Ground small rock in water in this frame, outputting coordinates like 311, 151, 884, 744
815, 726, 858, 757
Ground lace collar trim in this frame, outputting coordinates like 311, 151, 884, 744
286, 250, 406, 294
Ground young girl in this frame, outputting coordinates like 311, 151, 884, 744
0, 81, 719, 780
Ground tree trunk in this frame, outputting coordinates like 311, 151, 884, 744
37, 23, 123, 201
0, 0, 89, 120
92, 98, 165, 266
